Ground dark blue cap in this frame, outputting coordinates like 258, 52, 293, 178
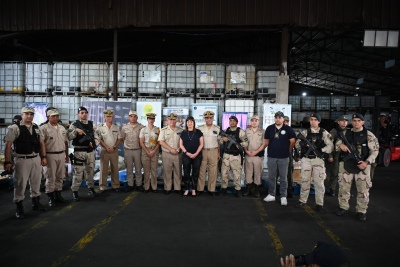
352, 113, 365, 121
274, 111, 284, 118
229, 116, 238, 122
310, 113, 321, 122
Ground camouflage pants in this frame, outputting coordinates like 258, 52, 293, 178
71, 151, 95, 191
221, 153, 242, 190
338, 162, 372, 213
325, 152, 340, 191
299, 157, 326, 206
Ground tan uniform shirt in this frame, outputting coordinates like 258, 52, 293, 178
198, 124, 220, 149
295, 127, 333, 154
121, 123, 143, 149
40, 123, 67, 152
245, 127, 265, 151
96, 123, 122, 148
158, 125, 183, 152
139, 126, 160, 149
4, 123, 44, 157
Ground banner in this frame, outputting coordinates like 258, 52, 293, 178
24, 102, 48, 125
191, 103, 218, 126
222, 112, 248, 130
136, 102, 163, 128
162, 107, 189, 128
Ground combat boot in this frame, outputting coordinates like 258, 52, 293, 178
88, 187, 97, 197
72, 191, 80, 202
55, 190, 69, 203
219, 188, 227, 196
32, 196, 48, 211
254, 185, 260, 198
236, 189, 243, 198
242, 184, 251, 197
47, 192, 56, 208
15, 201, 24, 219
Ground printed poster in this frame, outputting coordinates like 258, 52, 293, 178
191, 103, 218, 126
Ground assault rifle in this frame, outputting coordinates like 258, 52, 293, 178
338, 131, 365, 174
73, 121, 97, 151
296, 131, 324, 159
220, 131, 244, 154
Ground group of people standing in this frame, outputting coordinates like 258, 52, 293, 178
3, 106, 379, 222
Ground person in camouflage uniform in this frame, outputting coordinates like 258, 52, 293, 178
336, 113, 379, 221
325, 115, 349, 197
220, 115, 248, 197
295, 113, 333, 213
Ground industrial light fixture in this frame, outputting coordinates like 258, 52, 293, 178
302, 92, 307, 96
364, 30, 399, 47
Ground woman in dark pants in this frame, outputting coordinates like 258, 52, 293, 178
179, 116, 204, 197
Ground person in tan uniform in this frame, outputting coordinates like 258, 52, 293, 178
121, 110, 144, 192
243, 115, 265, 198
96, 109, 122, 192
139, 113, 160, 193
220, 115, 249, 197
68, 106, 97, 201
197, 111, 220, 196
4, 107, 48, 219
40, 108, 69, 207
158, 113, 183, 194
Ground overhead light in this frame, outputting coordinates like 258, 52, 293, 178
330, 92, 333, 95
302, 92, 307, 96
364, 30, 399, 47
356, 87, 360, 90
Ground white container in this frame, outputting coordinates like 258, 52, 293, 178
0, 126, 8, 152
301, 96, 316, 110
53, 95, 81, 124
0, 62, 25, 92
138, 63, 166, 94
196, 97, 225, 124
256, 71, 278, 95
81, 63, 109, 93
289, 95, 301, 111
316, 96, 331, 110
167, 96, 194, 108
225, 99, 255, 124
331, 96, 346, 110
0, 95, 24, 123
167, 63, 195, 94
25, 63, 53, 93
24, 95, 53, 107
196, 63, 225, 95
109, 63, 137, 93
53, 62, 81, 92
319, 111, 330, 119
225, 65, 255, 94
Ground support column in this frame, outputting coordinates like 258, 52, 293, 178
276, 26, 289, 104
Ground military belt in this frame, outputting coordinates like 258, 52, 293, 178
47, 151, 64, 154
16, 155, 38, 159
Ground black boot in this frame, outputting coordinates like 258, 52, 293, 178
47, 192, 56, 208
15, 201, 24, 219
242, 184, 251, 197
88, 188, 97, 197
55, 190, 69, 203
72, 191, 80, 202
32, 196, 48, 211
254, 185, 260, 198
219, 188, 227, 196
124, 186, 134, 192
236, 189, 243, 198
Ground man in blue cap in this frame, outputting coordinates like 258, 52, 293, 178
336, 113, 379, 221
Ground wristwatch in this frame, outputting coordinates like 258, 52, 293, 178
366, 160, 371, 165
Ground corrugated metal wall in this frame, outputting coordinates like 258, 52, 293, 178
1, 0, 399, 31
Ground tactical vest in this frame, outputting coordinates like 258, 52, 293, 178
342, 128, 369, 160
14, 124, 40, 154
223, 127, 242, 155
300, 128, 326, 157
72, 120, 94, 147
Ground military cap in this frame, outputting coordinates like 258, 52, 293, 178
283, 116, 290, 121
47, 108, 60, 117
274, 111, 284, 118
335, 115, 348, 122
167, 113, 178, 120
305, 241, 348, 267
129, 110, 138, 116
146, 113, 156, 119
251, 115, 260, 121
380, 112, 386, 117
21, 107, 35, 114
229, 115, 238, 122
103, 109, 114, 117
310, 113, 321, 122
78, 106, 88, 113
352, 113, 365, 121
203, 111, 215, 118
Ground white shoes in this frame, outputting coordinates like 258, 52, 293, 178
281, 197, 287, 206
263, 194, 276, 202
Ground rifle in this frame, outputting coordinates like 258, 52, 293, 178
220, 131, 244, 154
73, 121, 97, 151
296, 131, 324, 159
338, 131, 366, 174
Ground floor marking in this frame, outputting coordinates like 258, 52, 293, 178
51, 192, 138, 267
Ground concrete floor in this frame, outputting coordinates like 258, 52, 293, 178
0, 161, 399, 267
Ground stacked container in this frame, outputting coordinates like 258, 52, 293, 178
81, 63, 109, 93
331, 96, 346, 110
316, 96, 331, 111
167, 97, 194, 108
0, 62, 25, 92
360, 96, 375, 108
256, 71, 278, 95
167, 63, 195, 95
196, 97, 224, 125
196, 63, 225, 95
225, 99, 255, 124
289, 95, 301, 111
225, 64, 255, 96
53, 95, 81, 124
25, 63, 53, 93
301, 96, 316, 110
0, 95, 24, 123
109, 63, 137, 94
345, 96, 360, 110
53, 62, 81, 92
138, 63, 166, 95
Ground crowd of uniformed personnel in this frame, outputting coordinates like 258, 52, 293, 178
3, 106, 379, 222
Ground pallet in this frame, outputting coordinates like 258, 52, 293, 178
25, 91, 52, 96
0, 91, 24, 95
137, 92, 165, 97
